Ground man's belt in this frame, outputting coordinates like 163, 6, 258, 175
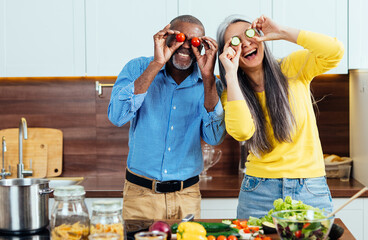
126, 169, 199, 193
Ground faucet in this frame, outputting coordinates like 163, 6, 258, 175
1, 136, 11, 179
17, 117, 33, 178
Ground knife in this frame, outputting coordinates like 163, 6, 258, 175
181, 214, 194, 222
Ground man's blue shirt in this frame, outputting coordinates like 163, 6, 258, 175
108, 56, 225, 181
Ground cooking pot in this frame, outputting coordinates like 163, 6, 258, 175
0, 178, 53, 235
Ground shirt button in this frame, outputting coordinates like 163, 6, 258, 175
168, 147, 171, 151
173, 106, 176, 110
164, 169, 167, 174
171, 126, 174, 130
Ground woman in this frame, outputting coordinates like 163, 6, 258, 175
217, 15, 344, 219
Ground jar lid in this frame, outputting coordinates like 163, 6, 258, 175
92, 200, 122, 212
53, 185, 86, 197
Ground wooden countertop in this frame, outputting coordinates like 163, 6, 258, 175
80, 175, 368, 198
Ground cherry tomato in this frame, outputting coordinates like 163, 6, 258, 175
176, 33, 186, 42
239, 220, 248, 228
191, 37, 201, 47
216, 235, 227, 240
263, 237, 272, 240
227, 235, 238, 240
295, 230, 302, 238
207, 235, 216, 240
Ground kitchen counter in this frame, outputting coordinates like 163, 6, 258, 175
80, 175, 368, 198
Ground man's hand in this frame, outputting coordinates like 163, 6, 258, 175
192, 36, 218, 80
192, 37, 219, 112
153, 24, 183, 66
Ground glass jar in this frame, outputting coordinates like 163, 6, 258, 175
50, 185, 90, 240
90, 200, 125, 240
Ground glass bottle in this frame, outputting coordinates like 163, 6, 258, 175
90, 200, 125, 240
50, 185, 90, 240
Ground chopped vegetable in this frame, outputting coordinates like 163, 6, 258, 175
231, 36, 241, 46
245, 29, 256, 38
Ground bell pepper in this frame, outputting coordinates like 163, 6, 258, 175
177, 222, 207, 240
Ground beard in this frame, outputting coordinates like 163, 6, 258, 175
170, 48, 196, 70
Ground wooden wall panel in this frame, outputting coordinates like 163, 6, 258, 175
0, 74, 349, 178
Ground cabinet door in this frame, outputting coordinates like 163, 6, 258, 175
178, 0, 272, 75
0, 0, 85, 77
272, 0, 348, 74
349, 0, 368, 69
85, 0, 177, 76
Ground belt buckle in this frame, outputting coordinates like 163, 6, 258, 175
154, 180, 181, 193
154, 181, 163, 193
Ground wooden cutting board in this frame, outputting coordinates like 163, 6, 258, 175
0, 137, 48, 178
0, 128, 63, 177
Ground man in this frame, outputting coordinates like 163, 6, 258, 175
108, 15, 225, 219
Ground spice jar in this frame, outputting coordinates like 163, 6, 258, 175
50, 185, 90, 240
90, 200, 125, 239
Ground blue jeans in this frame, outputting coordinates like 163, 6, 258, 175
237, 175, 333, 219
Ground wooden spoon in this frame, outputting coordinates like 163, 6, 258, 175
327, 186, 368, 218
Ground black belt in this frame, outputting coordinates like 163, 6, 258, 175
126, 169, 199, 193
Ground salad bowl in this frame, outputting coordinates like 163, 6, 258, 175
272, 209, 334, 240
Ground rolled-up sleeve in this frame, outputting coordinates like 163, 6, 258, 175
200, 82, 226, 145
108, 58, 148, 127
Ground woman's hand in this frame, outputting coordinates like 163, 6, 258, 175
219, 38, 242, 79
152, 24, 183, 66
250, 15, 299, 44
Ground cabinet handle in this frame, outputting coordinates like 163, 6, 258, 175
95, 81, 114, 97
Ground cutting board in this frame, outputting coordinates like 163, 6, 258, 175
0, 137, 48, 178
0, 128, 63, 177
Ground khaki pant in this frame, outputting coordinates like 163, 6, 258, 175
122, 179, 201, 220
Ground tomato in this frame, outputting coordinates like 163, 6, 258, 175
216, 235, 227, 240
191, 37, 201, 47
227, 235, 238, 240
303, 222, 311, 229
253, 237, 262, 240
295, 230, 302, 238
262, 237, 272, 240
176, 33, 186, 42
207, 235, 216, 240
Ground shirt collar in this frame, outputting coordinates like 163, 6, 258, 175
160, 62, 202, 87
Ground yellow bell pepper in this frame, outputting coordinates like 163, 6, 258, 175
177, 222, 207, 240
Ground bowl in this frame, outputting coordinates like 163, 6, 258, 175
272, 209, 334, 240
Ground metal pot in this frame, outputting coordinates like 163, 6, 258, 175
0, 178, 53, 235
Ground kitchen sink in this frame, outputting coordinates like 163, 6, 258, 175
46, 177, 84, 188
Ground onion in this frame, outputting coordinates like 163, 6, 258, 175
149, 221, 171, 240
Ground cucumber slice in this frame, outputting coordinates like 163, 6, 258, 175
245, 29, 256, 38
231, 36, 241, 46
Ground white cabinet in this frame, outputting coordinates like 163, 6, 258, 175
272, 0, 348, 74
349, 0, 368, 69
0, 0, 85, 77
0, 0, 352, 77
332, 198, 365, 240
85, 0, 177, 76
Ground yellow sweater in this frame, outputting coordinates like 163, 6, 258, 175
221, 30, 344, 178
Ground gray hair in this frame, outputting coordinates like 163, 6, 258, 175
217, 14, 296, 157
